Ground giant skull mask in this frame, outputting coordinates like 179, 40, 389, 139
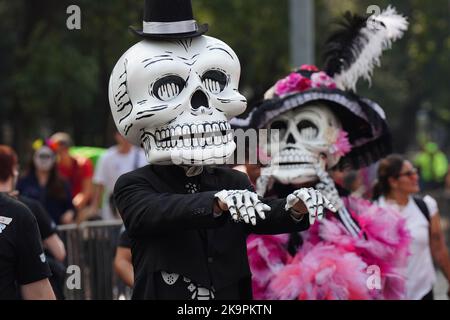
109, 36, 246, 165
263, 104, 344, 185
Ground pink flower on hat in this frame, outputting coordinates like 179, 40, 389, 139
329, 130, 352, 158
311, 72, 337, 90
275, 73, 312, 97
274, 67, 337, 97
299, 65, 319, 72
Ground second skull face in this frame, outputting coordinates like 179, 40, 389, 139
263, 104, 344, 185
109, 36, 247, 165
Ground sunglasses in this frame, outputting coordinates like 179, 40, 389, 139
37, 153, 54, 160
397, 168, 418, 178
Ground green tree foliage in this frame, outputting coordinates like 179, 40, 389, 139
193, 0, 290, 107
315, 0, 450, 152
0, 0, 142, 153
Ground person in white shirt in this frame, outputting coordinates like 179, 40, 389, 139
83, 131, 147, 221
373, 154, 450, 300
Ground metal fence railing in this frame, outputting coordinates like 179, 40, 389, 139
57, 220, 132, 300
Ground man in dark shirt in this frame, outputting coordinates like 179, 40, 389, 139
0, 193, 56, 299
111, 0, 334, 300
115, 165, 318, 300
0, 144, 67, 299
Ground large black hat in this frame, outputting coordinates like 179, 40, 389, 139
130, 0, 208, 39
232, 8, 408, 171
231, 66, 392, 171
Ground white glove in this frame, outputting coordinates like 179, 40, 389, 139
285, 188, 337, 225
214, 190, 271, 226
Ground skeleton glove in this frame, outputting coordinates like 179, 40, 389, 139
214, 190, 271, 226
285, 188, 337, 225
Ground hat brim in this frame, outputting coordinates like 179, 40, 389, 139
231, 88, 392, 170
129, 23, 208, 40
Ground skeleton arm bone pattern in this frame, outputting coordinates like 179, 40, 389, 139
314, 163, 361, 237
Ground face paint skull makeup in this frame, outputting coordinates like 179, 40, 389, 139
109, 37, 247, 166
263, 104, 347, 185
33, 146, 56, 172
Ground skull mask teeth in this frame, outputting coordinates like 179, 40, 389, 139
263, 104, 343, 185
109, 36, 247, 165
147, 122, 233, 150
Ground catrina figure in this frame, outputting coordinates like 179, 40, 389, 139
233, 7, 412, 300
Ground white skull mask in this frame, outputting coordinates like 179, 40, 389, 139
263, 104, 344, 185
109, 36, 247, 165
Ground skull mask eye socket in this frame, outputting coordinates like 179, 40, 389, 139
202, 70, 228, 94
152, 75, 186, 101
270, 120, 288, 140
297, 120, 319, 140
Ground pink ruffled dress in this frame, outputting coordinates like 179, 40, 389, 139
247, 196, 411, 300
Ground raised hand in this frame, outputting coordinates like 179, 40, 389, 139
285, 188, 337, 225
214, 190, 271, 226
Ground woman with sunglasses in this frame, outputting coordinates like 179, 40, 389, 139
373, 154, 450, 300
17, 140, 75, 225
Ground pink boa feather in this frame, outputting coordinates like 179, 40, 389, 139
248, 197, 411, 300
269, 243, 371, 300
247, 234, 291, 300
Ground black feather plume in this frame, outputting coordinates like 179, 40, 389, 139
322, 6, 408, 91
323, 12, 368, 78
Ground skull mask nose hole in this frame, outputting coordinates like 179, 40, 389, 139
287, 133, 296, 144
191, 90, 209, 110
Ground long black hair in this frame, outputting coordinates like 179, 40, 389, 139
372, 154, 405, 200
26, 149, 68, 201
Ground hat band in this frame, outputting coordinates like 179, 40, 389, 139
143, 20, 198, 34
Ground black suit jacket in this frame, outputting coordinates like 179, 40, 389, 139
114, 165, 310, 299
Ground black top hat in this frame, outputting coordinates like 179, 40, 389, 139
130, 0, 208, 39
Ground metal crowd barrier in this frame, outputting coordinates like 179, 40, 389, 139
57, 220, 132, 300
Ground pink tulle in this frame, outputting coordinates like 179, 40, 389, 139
247, 234, 291, 300
248, 197, 411, 300
269, 243, 371, 300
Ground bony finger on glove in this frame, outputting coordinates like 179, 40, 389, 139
214, 190, 271, 225
285, 188, 339, 225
